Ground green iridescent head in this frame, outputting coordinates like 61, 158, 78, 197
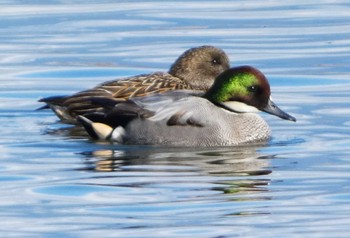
204, 66, 296, 122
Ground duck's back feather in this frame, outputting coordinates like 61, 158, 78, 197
39, 72, 192, 123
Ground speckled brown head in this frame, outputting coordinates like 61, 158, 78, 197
168, 45, 230, 90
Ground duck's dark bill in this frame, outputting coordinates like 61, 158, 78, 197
262, 99, 296, 122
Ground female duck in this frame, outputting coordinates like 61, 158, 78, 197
78, 66, 296, 147
39, 45, 230, 123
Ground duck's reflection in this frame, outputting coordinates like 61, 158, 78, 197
82, 146, 271, 172
80, 145, 273, 198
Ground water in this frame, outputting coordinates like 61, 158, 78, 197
1, 0, 350, 237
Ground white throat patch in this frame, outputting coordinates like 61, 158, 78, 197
221, 101, 259, 113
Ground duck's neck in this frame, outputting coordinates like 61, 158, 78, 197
203, 89, 231, 112
203, 84, 229, 104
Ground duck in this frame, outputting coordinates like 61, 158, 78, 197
77, 66, 296, 147
38, 45, 230, 123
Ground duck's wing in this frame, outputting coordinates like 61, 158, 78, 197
81, 90, 205, 128
127, 89, 204, 110
144, 96, 208, 128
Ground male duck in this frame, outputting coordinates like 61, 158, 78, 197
78, 66, 296, 147
39, 45, 230, 123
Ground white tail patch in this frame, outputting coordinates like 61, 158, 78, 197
92, 123, 114, 140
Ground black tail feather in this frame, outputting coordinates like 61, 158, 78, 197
38, 95, 67, 105
77, 116, 99, 139
36, 104, 50, 110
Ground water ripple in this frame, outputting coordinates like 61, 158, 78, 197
1, 1, 350, 237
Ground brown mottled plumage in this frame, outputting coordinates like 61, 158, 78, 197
39, 45, 230, 123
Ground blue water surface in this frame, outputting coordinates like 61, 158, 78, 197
1, 1, 350, 237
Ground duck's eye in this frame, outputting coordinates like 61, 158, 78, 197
247, 85, 258, 93
211, 58, 221, 65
